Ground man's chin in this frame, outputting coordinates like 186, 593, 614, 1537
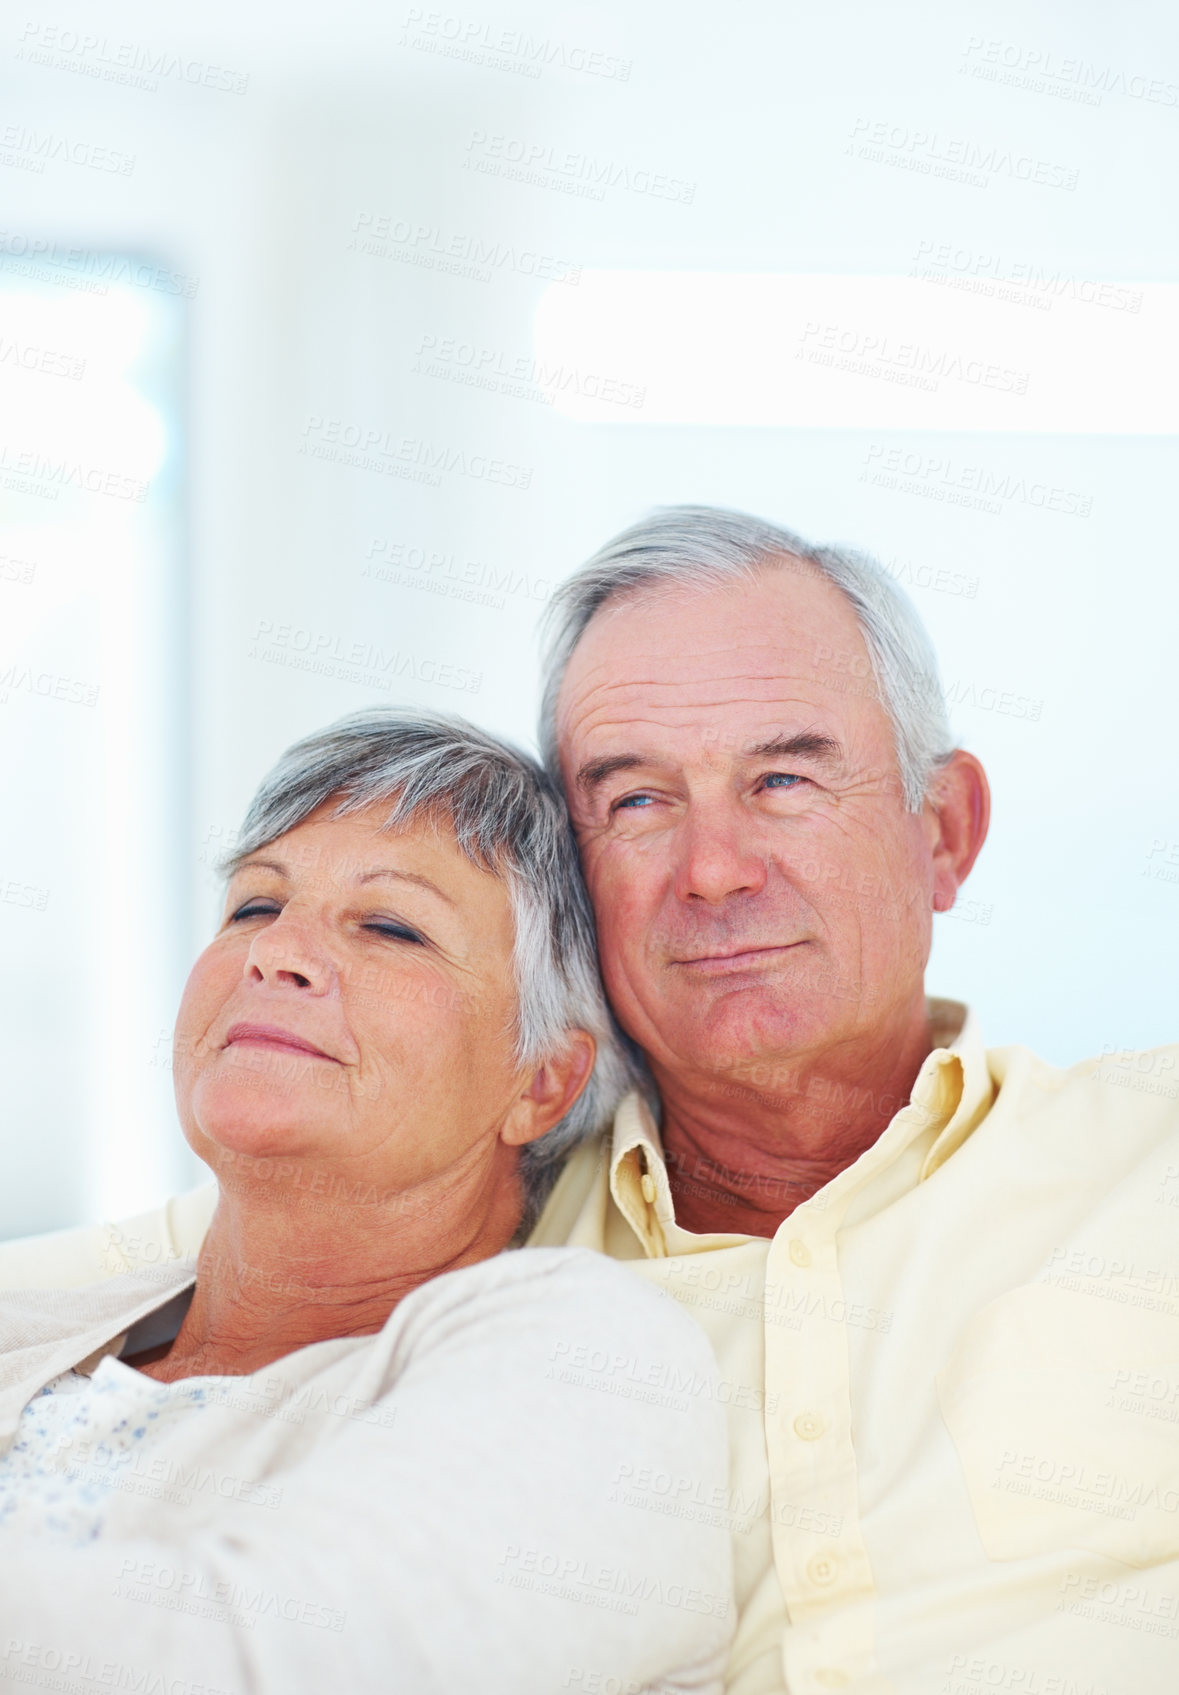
656, 994, 851, 1086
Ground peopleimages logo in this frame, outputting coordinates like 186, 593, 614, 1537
911, 239, 1143, 315
496, 1545, 730, 1619
958, 35, 1179, 108
0, 336, 86, 380
399, 10, 632, 82
362, 537, 552, 612
113, 1556, 347, 1631
463, 131, 696, 204
349, 213, 581, 286
16, 22, 250, 94
860, 445, 1092, 518
846, 116, 1078, 191
0, 123, 135, 174
0, 231, 199, 297
0, 1641, 249, 1695
0, 443, 149, 503
249, 618, 484, 697
299, 417, 534, 490
796, 320, 1030, 396
413, 333, 645, 410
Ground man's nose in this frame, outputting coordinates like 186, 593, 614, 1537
673, 807, 769, 904
244, 913, 337, 994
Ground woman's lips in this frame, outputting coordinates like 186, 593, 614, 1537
223, 1022, 339, 1061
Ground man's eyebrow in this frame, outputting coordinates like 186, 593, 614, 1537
747, 732, 844, 766
575, 734, 844, 792
575, 753, 648, 794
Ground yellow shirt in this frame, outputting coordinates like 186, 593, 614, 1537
529, 1000, 1179, 1695
2, 999, 1177, 1694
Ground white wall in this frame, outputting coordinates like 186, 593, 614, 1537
2, 0, 1177, 1232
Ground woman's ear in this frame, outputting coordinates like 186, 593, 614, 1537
500, 1032, 597, 1148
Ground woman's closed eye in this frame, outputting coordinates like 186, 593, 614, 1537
362, 918, 426, 945
229, 898, 281, 923
227, 901, 426, 946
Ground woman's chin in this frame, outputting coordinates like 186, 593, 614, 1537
186, 1074, 336, 1166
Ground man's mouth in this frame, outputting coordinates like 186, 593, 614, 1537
223, 1022, 339, 1062
672, 943, 803, 976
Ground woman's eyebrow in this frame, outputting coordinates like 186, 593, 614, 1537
232, 856, 287, 878
358, 868, 455, 906
231, 858, 455, 907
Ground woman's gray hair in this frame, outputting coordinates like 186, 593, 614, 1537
220, 708, 633, 1223
539, 505, 955, 811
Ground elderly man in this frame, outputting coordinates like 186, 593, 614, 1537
3, 507, 1177, 1695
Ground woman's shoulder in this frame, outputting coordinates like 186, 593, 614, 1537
399, 1242, 692, 1322
380, 1245, 718, 1384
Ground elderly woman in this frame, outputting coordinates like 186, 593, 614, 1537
0, 711, 732, 1694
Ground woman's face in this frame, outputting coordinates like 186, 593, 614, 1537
173, 800, 573, 1206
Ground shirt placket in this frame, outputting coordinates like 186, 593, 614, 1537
764, 1187, 878, 1691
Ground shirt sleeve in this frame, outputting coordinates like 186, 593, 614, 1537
0, 1247, 734, 1695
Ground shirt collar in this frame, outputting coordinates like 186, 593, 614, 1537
607, 998, 993, 1256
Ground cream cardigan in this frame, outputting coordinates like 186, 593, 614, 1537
0, 1245, 733, 1694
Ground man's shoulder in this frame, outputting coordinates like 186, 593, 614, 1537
990, 1037, 1179, 1103
986, 1038, 1179, 1149
1075, 1037, 1179, 1103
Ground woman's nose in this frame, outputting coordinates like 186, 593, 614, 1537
244, 915, 337, 993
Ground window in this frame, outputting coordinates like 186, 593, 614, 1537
0, 250, 190, 1237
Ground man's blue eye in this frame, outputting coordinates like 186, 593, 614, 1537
615, 794, 654, 810
764, 773, 802, 789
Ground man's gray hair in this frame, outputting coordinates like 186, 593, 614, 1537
221, 708, 633, 1220
539, 505, 955, 810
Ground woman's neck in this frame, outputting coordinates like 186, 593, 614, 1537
135, 1144, 524, 1381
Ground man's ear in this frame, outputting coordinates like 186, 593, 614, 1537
500, 1032, 597, 1148
925, 750, 991, 913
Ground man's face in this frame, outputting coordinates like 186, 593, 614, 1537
556, 562, 943, 1086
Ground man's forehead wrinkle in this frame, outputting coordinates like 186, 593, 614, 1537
582, 705, 839, 750
569, 672, 838, 717
569, 693, 833, 755
572, 645, 833, 689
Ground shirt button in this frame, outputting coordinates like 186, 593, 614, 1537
793, 1412, 826, 1441
815, 1670, 849, 1688
806, 1552, 839, 1586
788, 1238, 812, 1267
639, 1173, 657, 1204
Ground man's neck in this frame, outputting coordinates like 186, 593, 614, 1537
655, 1003, 935, 1237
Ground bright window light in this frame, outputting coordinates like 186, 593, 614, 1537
0, 257, 187, 1237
